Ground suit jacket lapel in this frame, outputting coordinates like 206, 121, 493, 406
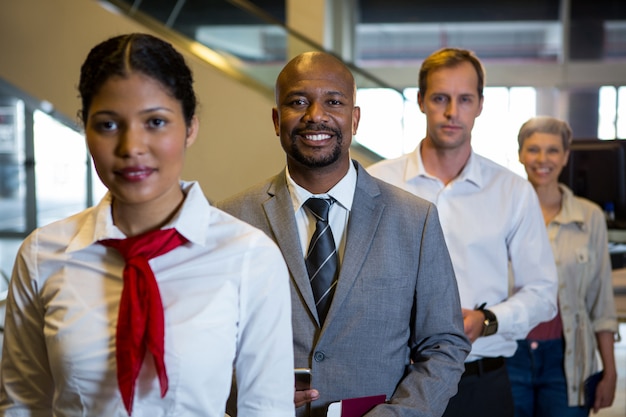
325, 163, 384, 323
262, 173, 320, 322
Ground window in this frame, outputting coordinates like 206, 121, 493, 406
0, 84, 105, 290
599, 86, 626, 139
473, 87, 536, 177
34, 111, 90, 227
355, 88, 407, 159
355, 86, 536, 177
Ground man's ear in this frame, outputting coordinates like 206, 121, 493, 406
352, 106, 361, 136
476, 96, 484, 118
417, 92, 425, 114
272, 108, 280, 136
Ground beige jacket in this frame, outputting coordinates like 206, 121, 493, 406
549, 185, 618, 406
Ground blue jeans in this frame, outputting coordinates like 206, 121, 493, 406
506, 339, 589, 417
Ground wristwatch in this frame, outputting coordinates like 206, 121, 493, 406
479, 307, 498, 337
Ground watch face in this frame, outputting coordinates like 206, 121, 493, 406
481, 309, 498, 336
483, 322, 497, 336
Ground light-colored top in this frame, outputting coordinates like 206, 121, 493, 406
367, 145, 558, 361
286, 162, 357, 262
546, 184, 618, 406
0, 181, 295, 417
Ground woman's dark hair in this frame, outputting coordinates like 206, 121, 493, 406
78, 33, 196, 126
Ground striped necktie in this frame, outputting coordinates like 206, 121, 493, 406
304, 197, 338, 324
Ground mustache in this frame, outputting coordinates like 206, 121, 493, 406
292, 124, 342, 138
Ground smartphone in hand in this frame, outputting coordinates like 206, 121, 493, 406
295, 368, 311, 391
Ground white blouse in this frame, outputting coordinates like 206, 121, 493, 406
0, 181, 295, 417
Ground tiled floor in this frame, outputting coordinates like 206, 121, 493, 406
597, 323, 626, 417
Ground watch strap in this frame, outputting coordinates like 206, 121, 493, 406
477, 305, 498, 337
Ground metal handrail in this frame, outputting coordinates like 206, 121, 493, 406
100, 0, 275, 99
102, 0, 404, 96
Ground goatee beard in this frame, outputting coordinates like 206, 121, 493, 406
290, 126, 343, 168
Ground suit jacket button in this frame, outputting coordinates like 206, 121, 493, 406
314, 351, 325, 362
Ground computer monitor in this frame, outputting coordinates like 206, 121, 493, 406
559, 139, 626, 229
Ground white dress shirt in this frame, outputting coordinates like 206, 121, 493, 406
0, 181, 295, 417
286, 162, 357, 263
368, 145, 558, 361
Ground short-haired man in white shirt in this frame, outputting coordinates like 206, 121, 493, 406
367, 47, 558, 417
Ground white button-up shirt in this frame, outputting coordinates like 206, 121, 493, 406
0, 181, 295, 417
368, 145, 558, 361
286, 162, 357, 263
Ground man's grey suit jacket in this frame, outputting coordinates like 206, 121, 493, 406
216, 161, 470, 417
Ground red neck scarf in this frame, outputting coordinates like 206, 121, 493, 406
100, 228, 188, 415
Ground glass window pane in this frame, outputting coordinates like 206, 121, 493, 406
618, 86, 626, 138
0, 101, 26, 233
34, 111, 87, 227
357, 86, 536, 175
473, 87, 508, 162
355, 88, 406, 159
598, 86, 617, 139
508, 87, 537, 176
401, 88, 425, 155
473, 87, 535, 177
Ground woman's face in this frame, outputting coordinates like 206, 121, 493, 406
518, 132, 569, 188
85, 72, 198, 212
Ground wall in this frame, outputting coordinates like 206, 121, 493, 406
0, 0, 287, 202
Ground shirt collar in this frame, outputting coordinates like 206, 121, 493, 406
286, 161, 357, 213
66, 181, 210, 253
407, 141, 483, 188
553, 184, 586, 227
458, 151, 483, 187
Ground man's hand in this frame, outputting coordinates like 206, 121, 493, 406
295, 389, 320, 408
462, 308, 485, 343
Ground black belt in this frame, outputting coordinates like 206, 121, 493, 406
463, 357, 505, 376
